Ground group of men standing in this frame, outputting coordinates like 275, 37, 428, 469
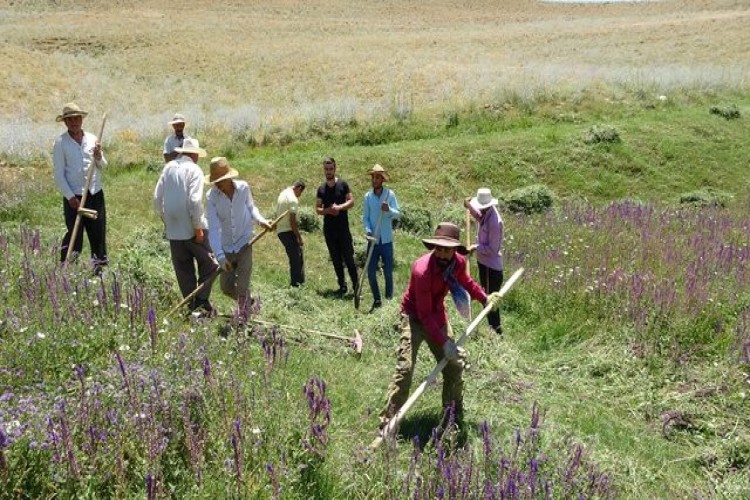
52, 102, 507, 431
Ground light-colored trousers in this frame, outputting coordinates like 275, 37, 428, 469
379, 313, 464, 424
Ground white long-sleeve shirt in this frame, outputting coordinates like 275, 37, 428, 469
206, 180, 268, 262
52, 130, 108, 200
153, 156, 207, 240
163, 133, 192, 156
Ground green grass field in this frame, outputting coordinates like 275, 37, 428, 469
1, 89, 750, 498
2, 1, 750, 497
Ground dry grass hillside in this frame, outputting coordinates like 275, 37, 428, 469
1, 0, 749, 155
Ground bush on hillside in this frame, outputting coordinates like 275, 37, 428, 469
679, 188, 733, 208
583, 125, 621, 144
506, 184, 555, 214
394, 203, 432, 236
436, 203, 467, 229
709, 104, 740, 120
297, 206, 320, 232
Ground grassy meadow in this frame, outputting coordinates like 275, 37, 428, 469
2, 1, 750, 499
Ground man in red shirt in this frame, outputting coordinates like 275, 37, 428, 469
379, 222, 489, 430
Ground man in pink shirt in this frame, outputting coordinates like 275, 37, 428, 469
379, 222, 489, 431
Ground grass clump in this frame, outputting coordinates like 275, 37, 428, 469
583, 125, 621, 144
505, 184, 555, 214
394, 202, 432, 236
709, 104, 741, 120
679, 187, 733, 207
297, 206, 321, 233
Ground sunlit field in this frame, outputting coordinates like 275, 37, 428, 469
1, 0, 749, 158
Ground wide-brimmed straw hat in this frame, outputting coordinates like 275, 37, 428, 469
470, 187, 499, 210
205, 157, 238, 184
56, 102, 88, 122
168, 113, 186, 125
368, 164, 389, 181
422, 222, 468, 255
174, 138, 207, 157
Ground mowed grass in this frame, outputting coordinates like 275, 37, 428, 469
1, 0, 750, 497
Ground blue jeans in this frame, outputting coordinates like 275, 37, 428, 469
367, 241, 393, 302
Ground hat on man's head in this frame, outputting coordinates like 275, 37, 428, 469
205, 157, 239, 184
422, 222, 468, 255
174, 138, 207, 157
168, 113, 186, 125
368, 164, 389, 181
470, 187, 499, 211
56, 102, 88, 122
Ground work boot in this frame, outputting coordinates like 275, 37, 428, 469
369, 300, 382, 313
336, 286, 347, 297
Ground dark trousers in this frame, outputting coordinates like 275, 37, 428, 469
60, 191, 107, 267
169, 233, 219, 310
323, 227, 358, 290
478, 263, 503, 333
278, 231, 305, 286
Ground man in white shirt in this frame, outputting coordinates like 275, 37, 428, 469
206, 157, 273, 321
52, 102, 108, 272
153, 138, 219, 316
163, 113, 191, 163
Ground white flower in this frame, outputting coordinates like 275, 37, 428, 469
92, 299, 100, 306
36, 332, 46, 339
119, 344, 130, 351
164, 353, 172, 361
251, 427, 261, 435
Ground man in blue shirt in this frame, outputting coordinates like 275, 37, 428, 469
362, 164, 400, 311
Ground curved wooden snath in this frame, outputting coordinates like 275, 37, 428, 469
64, 113, 107, 263
369, 267, 525, 450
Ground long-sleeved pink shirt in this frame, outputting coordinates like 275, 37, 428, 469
401, 252, 487, 345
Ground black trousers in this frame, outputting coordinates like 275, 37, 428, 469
278, 231, 305, 286
478, 263, 503, 333
60, 191, 107, 266
323, 227, 358, 290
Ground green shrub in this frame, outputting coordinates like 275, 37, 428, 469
436, 203, 468, 229
709, 104, 740, 120
297, 206, 320, 232
583, 125, 621, 144
505, 184, 555, 214
394, 203, 432, 236
679, 187, 733, 207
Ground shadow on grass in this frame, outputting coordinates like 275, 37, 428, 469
317, 288, 353, 300
397, 412, 469, 450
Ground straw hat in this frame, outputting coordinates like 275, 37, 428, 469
205, 157, 238, 184
56, 102, 88, 122
422, 222, 468, 255
368, 164, 389, 181
168, 113, 186, 125
174, 138, 207, 157
470, 187, 499, 210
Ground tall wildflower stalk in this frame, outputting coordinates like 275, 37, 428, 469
302, 377, 330, 457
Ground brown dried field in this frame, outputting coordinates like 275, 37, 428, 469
1, 0, 749, 152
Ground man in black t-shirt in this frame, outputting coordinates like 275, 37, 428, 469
315, 157, 358, 296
